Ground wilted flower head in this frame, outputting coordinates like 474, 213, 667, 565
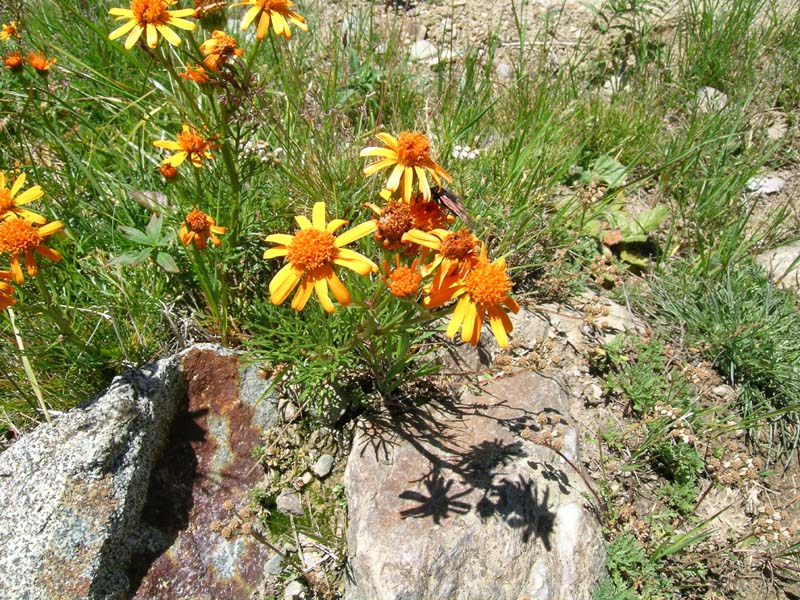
26, 52, 56, 73
3, 52, 23, 71
199, 30, 244, 71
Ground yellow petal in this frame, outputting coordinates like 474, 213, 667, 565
168, 8, 197, 18
156, 24, 182, 46
326, 270, 351, 306
461, 302, 481, 345
333, 248, 378, 275
256, 11, 270, 39
154, 140, 181, 150
295, 214, 312, 230
109, 8, 134, 16
401, 228, 440, 249
35, 246, 62, 262
334, 220, 377, 247
39, 220, 63, 236
311, 202, 326, 230
272, 11, 290, 38
314, 277, 335, 313
146, 23, 158, 48
165, 152, 188, 167
109, 18, 138, 40
326, 218, 348, 234
386, 163, 404, 192
415, 166, 431, 200
0, 172, 5, 188
124, 24, 143, 49
9, 173, 25, 197
359, 146, 396, 159
269, 263, 302, 304
10, 256, 23, 284
291, 276, 315, 311
488, 306, 512, 348
263, 247, 289, 259
402, 165, 414, 202
241, 4, 261, 29
287, 10, 308, 30
363, 157, 398, 177
13, 186, 43, 206
376, 132, 398, 147
265, 233, 294, 245
446, 296, 469, 339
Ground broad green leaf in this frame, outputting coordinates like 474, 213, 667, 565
156, 252, 180, 273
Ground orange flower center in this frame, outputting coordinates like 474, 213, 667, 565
376, 201, 413, 245
131, 0, 170, 24
287, 228, 337, 271
178, 130, 209, 154
257, 0, 291, 10
463, 261, 512, 307
0, 218, 42, 254
395, 131, 431, 166
3, 53, 22, 69
209, 31, 238, 54
439, 229, 478, 261
0, 189, 14, 210
185, 209, 211, 232
386, 263, 421, 297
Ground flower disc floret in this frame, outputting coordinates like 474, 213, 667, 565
382, 257, 421, 298
463, 261, 513, 307
287, 229, 337, 271
439, 229, 479, 261
180, 209, 225, 249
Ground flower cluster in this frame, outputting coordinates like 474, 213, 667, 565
0, 172, 63, 304
1, 20, 57, 74
264, 131, 519, 348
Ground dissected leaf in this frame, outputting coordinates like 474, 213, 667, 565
156, 252, 180, 273
118, 226, 151, 246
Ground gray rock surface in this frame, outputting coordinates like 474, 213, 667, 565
756, 241, 800, 291
312, 454, 335, 478
0, 350, 185, 600
277, 488, 305, 516
345, 370, 605, 600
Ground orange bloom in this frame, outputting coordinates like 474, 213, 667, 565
402, 227, 480, 284
199, 31, 243, 71
3, 52, 23, 71
0, 172, 46, 224
179, 209, 226, 249
160, 162, 179, 179
381, 256, 422, 298
0, 271, 15, 309
264, 202, 377, 313
0, 218, 63, 284
435, 246, 519, 348
360, 131, 452, 203
365, 200, 414, 250
0, 21, 19, 40
231, 0, 309, 40
179, 62, 210, 83
154, 125, 216, 169
26, 52, 56, 72
108, 0, 196, 50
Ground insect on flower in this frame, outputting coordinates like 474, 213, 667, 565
431, 186, 472, 226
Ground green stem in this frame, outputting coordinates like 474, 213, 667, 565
7, 308, 50, 423
33, 276, 83, 348
188, 246, 228, 341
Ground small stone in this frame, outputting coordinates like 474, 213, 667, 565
697, 86, 728, 113
711, 384, 734, 399
284, 580, 306, 600
311, 454, 334, 478
410, 39, 437, 61
276, 488, 304, 516
264, 552, 284, 576
301, 471, 314, 485
746, 175, 785, 195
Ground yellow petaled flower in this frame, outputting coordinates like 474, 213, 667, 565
440, 247, 519, 348
0, 172, 46, 224
402, 227, 480, 284
199, 30, 244, 71
0, 218, 63, 284
264, 201, 378, 313
360, 131, 453, 203
0, 273, 15, 310
382, 256, 421, 298
231, 0, 309, 40
3, 52, 23, 71
154, 125, 216, 169
179, 62, 210, 82
108, 0, 196, 50
1, 21, 19, 39
179, 209, 226, 249
26, 52, 56, 72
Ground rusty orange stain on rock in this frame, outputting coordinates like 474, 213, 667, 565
131, 349, 270, 599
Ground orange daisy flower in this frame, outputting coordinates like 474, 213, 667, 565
3, 52, 23, 71
179, 62, 210, 83
108, 0, 196, 50
0, 172, 46, 224
0, 271, 15, 310
231, 0, 309, 40
179, 209, 226, 249
199, 31, 244, 71
264, 201, 377, 313
401, 227, 480, 283
434, 246, 519, 348
360, 131, 453, 203
0, 218, 63, 284
0, 21, 19, 40
381, 256, 422, 298
26, 52, 56, 72
154, 125, 216, 169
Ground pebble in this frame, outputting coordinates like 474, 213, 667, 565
312, 454, 335, 478
276, 488, 304, 516
746, 176, 785, 195
284, 580, 306, 600
264, 553, 284, 576
410, 39, 437, 61
697, 86, 728, 113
